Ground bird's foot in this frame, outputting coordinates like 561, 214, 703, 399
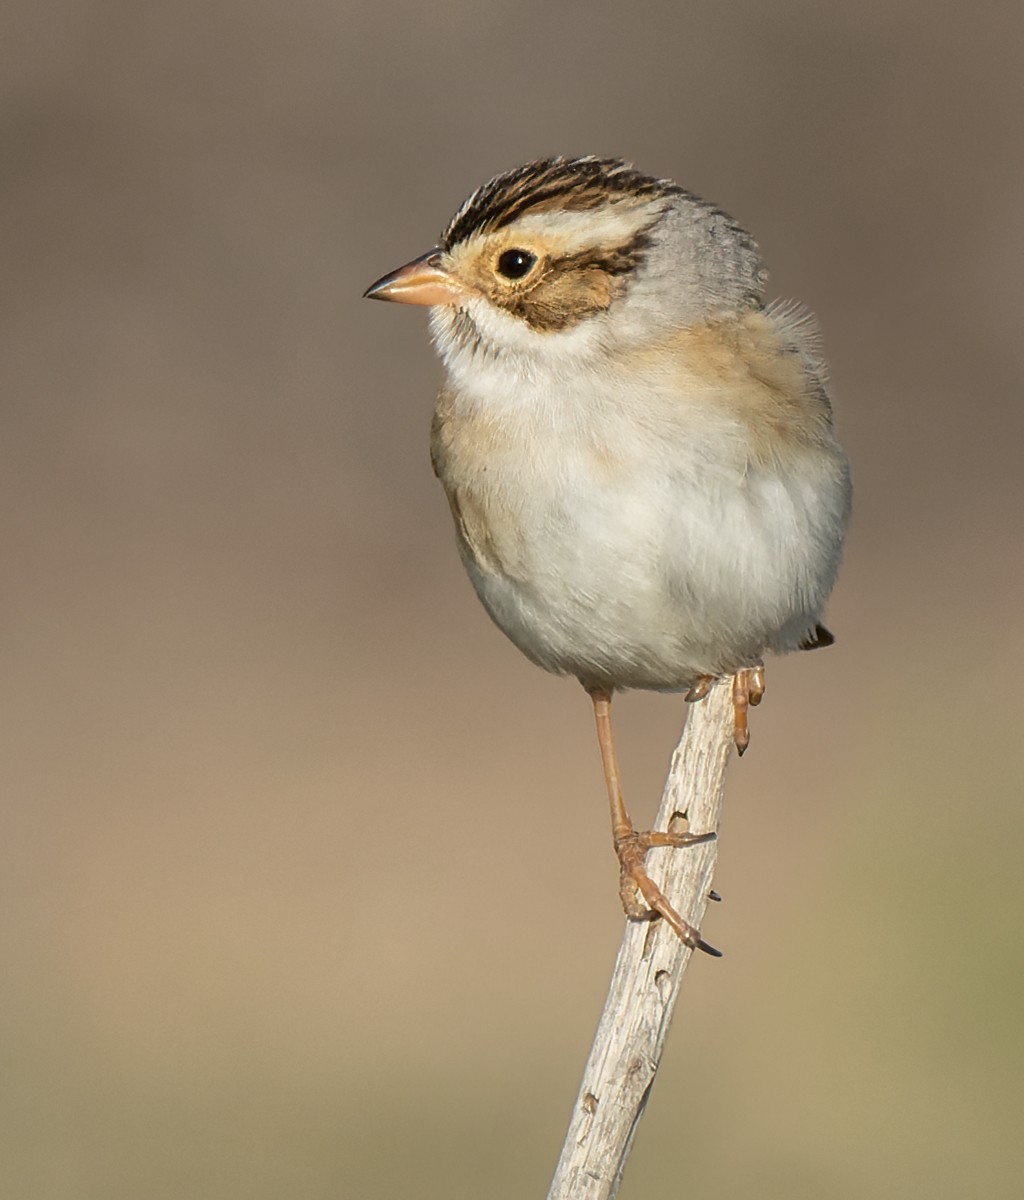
730, 665, 765, 756
684, 675, 715, 703
614, 827, 721, 956
685, 666, 766, 755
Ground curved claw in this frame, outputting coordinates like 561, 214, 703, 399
645, 829, 717, 849
731, 665, 766, 754
616, 830, 719, 954
646, 888, 720, 955
684, 675, 714, 703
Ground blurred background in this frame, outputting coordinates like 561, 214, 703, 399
3, 2, 1023, 1197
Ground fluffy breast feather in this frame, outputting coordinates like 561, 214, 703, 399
431, 309, 845, 548
429, 309, 850, 687
622, 311, 838, 469
430, 388, 532, 579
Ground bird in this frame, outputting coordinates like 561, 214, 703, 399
364, 156, 851, 953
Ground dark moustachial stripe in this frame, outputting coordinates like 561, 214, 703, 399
442, 156, 682, 250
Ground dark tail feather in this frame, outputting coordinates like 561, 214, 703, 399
799, 623, 835, 651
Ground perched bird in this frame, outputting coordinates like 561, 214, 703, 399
364, 156, 851, 953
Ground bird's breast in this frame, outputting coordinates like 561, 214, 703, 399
429, 354, 849, 688
431, 381, 650, 579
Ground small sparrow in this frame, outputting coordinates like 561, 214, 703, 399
365, 157, 851, 952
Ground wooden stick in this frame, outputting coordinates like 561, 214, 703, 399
546, 680, 735, 1200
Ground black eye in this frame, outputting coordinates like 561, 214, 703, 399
496, 248, 536, 280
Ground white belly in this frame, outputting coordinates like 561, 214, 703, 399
456, 432, 848, 691
431, 318, 851, 692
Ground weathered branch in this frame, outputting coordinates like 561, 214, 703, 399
546, 680, 735, 1200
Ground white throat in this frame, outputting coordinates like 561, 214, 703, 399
429, 297, 612, 404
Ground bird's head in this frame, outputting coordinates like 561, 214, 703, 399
364, 156, 767, 370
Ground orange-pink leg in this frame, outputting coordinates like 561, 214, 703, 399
730, 665, 765, 755
588, 687, 720, 955
686, 667, 766, 755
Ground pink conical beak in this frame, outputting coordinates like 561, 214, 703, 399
363, 249, 469, 307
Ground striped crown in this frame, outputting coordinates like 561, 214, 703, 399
441, 157, 682, 250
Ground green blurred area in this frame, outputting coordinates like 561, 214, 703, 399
2, 2, 1023, 1196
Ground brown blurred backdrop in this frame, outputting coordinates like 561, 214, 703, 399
3, 2, 1023, 1197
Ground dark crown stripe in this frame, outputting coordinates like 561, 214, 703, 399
441, 156, 682, 250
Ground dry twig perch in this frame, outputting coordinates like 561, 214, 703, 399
546, 680, 735, 1200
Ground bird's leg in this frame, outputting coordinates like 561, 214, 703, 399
684, 675, 714, 703
587, 687, 720, 955
730, 665, 765, 755
687, 667, 765, 755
